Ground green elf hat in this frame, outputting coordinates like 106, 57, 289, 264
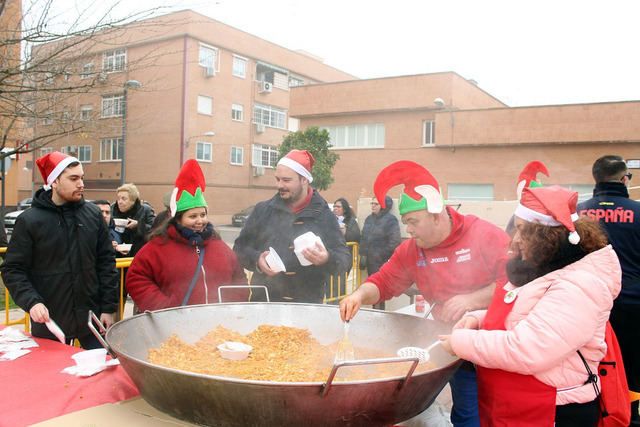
170, 159, 208, 217
373, 160, 444, 215
516, 160, 549, 200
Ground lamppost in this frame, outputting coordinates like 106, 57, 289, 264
120, 79, 142, 185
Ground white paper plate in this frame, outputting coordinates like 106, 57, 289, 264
266, 247, 286, 272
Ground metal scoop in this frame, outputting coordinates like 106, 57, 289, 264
397, 340, 441, 363
334, 321, 355, 363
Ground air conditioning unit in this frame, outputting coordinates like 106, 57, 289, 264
204, 66, 216, 78
255, 123, 265, 134
253, 166, 265, 177
97, 72, 107, 83
259, 81, 272, 93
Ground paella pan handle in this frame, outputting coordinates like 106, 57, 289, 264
87, 310, 116, 358
321, 356, 420, 397
217, 285, 270, 303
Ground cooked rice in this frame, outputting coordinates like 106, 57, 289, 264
149, 324, 436, 382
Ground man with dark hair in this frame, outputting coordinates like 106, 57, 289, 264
233, 149, 351, 303
93, 199, 122, 247
578, 154, 640, 425
2, 152, 118, 348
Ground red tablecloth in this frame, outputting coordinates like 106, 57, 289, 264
0, 335, 139, 427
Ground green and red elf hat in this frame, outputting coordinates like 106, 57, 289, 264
516, 160, 549, 200
373, 160, 444, 215
170, 159, 208, 217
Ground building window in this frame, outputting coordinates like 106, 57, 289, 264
196, 142, 212, 162
423, 120, 436, 146
101, 94, 124, 118
199, 44, 219, 71
252, 144, 278, 168
61, 145, 78, 157
78, 145, 92, 162
80, 105, 93, 121
253, 103, 286, 129
288, 76, 304, 87
41, 112, 53, 126
230, 146, 243, 165
256, 61, 289, 90
103, 48, 126, 73
197, 95, 213, 115
40, 147, 53, 156
232, 55, 247, 78
323, 123, 385, 149
231, 104, 244, 121
100, 137, 122, 161
80, 63, 94, 79
447, 184, 494, 201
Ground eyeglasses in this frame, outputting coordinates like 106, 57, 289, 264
623, 173, 633, 181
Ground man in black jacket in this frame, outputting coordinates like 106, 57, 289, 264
1, 152, 118, 348
233, 150, 351, 303
578, 155, 640, 425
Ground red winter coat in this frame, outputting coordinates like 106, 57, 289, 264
127, 225, 248, 311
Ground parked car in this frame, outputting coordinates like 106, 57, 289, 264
17, 198, 32, 211
231, 205, 255, 227
4, 209, 24, 239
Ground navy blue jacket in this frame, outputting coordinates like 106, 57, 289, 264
233, 190, 351, 303
578, 182, 640, 304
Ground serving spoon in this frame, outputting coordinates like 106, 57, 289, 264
396, 340, 441, 363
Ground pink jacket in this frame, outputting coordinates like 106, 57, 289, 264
451, 245, 621, 405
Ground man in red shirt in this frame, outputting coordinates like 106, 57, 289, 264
340, 161, 510, 427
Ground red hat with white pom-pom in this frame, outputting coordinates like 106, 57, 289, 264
514, 185, 581, 245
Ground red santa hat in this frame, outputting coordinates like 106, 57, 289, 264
36, 151, 80, 190
277, 149, 314, 183
514, 185, 581, 244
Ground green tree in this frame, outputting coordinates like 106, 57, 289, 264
278, 127, 339, 191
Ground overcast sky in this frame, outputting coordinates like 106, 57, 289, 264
41, 0, 640, 107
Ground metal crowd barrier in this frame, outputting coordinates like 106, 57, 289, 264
324, 242, 361, 304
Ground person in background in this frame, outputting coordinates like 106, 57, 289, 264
332, 197, 361, 292
111, 183, 155, 257
440, 185, 621, 426
2, 152, 118, 348
578, 155, 640, 425
333, 197, 361, 244
150, 191, 172, 233
359, 195, 401, 309
127, 160, 247, 310
93, 200, 122, 248
233, 149, 351, 303
340, 161, 510, 427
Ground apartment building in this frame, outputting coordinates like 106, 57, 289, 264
289, 73, 640, 207
22, 9, 354, 216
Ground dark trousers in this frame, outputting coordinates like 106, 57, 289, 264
555, 398, 599, 426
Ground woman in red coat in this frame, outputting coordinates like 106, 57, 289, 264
126, 160, 247, 311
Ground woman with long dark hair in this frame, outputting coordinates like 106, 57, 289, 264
440, 186, 621, 427
127, 160, 247, 311
332, 197, 360, 244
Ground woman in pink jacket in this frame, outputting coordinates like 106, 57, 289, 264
127, 160, 247, 311
440, 186, 621, 427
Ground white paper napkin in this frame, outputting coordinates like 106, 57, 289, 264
61, 359, 120, 377
0, 349, 31, 361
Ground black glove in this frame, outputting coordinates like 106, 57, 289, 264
359, 255, 367, 270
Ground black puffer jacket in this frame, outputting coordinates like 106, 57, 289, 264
1, 189, 118, 340
360, 196, 402, 274
233, 190, 351, 303
111, 199, 155, 257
